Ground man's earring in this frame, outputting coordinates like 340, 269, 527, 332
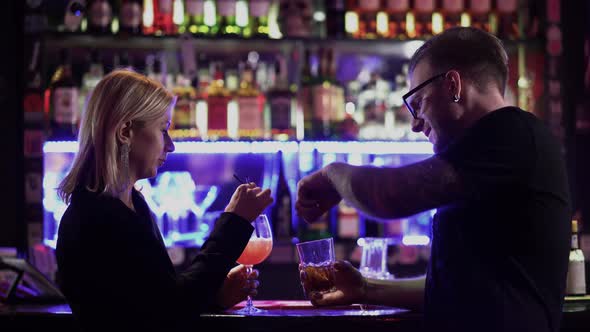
453, 94, 460, 103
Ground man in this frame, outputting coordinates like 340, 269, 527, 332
296, 27, 571, 332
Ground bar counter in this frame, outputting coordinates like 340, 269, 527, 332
1, 298, 589, 332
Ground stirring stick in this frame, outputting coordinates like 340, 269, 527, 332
233, 173, 260, 237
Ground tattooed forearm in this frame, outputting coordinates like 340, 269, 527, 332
325, 156, 464, 219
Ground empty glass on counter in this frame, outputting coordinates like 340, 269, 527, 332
296, 237, 336, 299
358, 237, 395, 280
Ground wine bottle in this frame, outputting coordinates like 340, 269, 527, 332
566, 219, 587, 296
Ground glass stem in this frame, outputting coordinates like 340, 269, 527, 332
245, 265, 254, 310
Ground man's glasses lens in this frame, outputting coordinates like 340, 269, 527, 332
402, 73, 446, 119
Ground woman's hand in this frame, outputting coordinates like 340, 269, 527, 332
215, 264, 259, 309
225, 183, 273, 222
300, 260, 366, 306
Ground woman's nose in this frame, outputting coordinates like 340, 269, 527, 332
165, 136, 175, 152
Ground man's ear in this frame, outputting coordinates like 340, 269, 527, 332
116, 121, 133, 145
446, 70, 462, 100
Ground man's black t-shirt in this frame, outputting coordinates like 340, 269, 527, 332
426, 107, 571, 332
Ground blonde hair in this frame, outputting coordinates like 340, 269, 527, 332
58, 69, 175, 204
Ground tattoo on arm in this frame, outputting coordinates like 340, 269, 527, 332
330, 156, 464, 219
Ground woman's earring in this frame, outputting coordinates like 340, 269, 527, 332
453, 94, 460, 103
120, 143, 130, 188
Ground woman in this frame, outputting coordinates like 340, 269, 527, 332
55, 69, 273, 331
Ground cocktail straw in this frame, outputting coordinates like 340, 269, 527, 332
233, 173, 260, 237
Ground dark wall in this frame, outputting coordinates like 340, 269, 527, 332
0, 0, 25, 253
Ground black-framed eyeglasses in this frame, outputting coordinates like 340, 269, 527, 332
403, 73, 446, 119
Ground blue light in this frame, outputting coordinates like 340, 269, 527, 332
43, 141, 433, 155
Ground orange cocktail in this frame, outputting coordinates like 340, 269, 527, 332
237, 238, 273, 265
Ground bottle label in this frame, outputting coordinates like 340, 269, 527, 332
443, 0, 464, 12
249, 0, 270, 17
89, 1, 113, 27
186, 0, 204, 15
159, 0, 173, 13
24, 93, 43, 114
276, 194, 292, 239
572, 234, 579, 249
386, 0, 409, 12
173, 98, 195, 129
238, 96, 263, 131
566, 260, 586, 295
414, 0, 435, 12
360, 0, 380, 11
53, 87, 79, 124
270, 95, 291, 130
497, 0, 517, 13
120, 2, 142, 28
218, 0, 236, 16
312, 85, 331, 121
470, 0, 491, 13
207, 97, 229, 130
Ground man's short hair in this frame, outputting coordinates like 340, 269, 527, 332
409, 27, 509, 94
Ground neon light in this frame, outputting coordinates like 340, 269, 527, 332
402, 235, 430, 246
299, 141, 433, 155
44, 141, 433, 155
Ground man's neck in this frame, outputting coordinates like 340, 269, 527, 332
463, 89, 508, 128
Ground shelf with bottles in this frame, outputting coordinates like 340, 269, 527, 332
42, 31, 543, 58
40, 0, 544, 54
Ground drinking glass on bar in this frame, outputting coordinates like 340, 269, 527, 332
235, 214, 273, 314
296, 237, 336, 299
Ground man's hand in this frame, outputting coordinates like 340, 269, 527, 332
301, 260, 366, 306
296, 167, 342, 223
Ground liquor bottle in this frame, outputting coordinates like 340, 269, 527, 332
336, 201, 361, 240
413, 0, 435, 38
206, 63, 231, 139
153, 0, 176, 35
79, 49, 104, 121
236, 62, 264, 139
385, 0, 409, 39
271, 153, 294, 243
469, 0, 491, 33
248, 0, 271, 38
496, 0, 519, 40
24, 0, 48, 35
357, 0, 380, 39
325, 0, 346, 38
63, 0, 85, 32
566, 220, 587, 296
441, 0, 464, 30
300, 48, 331, 140
24, 41, 45, 125
86, 0, 113, 34
217, 0, 241, 36
119, 0, 143, 35
172, 80, 197, 131
143, 0, 156, 34
344, 0, 360, 38
115, 51, 134, 70
180, 0, 207, 35
47, 49, 80, 140
325, 48, 345, 134
267, 55, 295, 140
